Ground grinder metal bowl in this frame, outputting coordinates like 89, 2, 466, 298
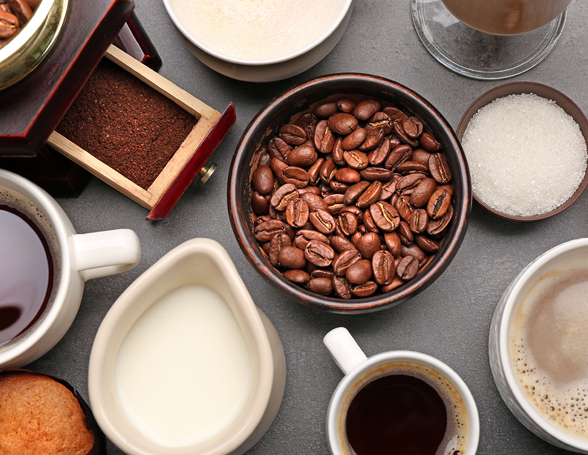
0, 0, 68, 90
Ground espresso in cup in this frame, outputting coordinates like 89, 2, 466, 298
509, 256, 588, 439
340, 361, 469, 455
325, 328, 479, 455
0, 187, 60, 348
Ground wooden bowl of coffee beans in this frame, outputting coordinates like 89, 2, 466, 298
228, 74, 472, 313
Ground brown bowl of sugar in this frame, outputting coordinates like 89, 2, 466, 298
457, 82, 588, 221
228, 74, 472, 313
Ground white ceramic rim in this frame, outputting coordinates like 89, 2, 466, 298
161, 0, 353, 66
88, 238, 276, 455
498, 237, 588, 450
0, 169, 73, 363
327, 351, 480, 455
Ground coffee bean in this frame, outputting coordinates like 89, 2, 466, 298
419, 132, 441, 152
285, 198, 310, 228
397, 255, 419, 280
350, 281, 378, 297
415, 234, 440, 253
383, 106, 409, 124
268, 137, 291, 162
412, 148, 433, 165
358, 127, 385, 152
427, 188, 452, 220
384, 232, 402, 258
0, 11, 18, 38
368, 137, 391, 166
288, 142, 318, 167
427, 204, 453, 237
356, 232, 381, 260
332, 275, 352, 299
282, 166, 310, 188
251, 191, 269, 215
314, 102, 338, 118
394, 122, 420, 148
314, 120, 336, 154
337, 99, 356, 113
360, 167, 393, 182
329, 180, 349, 194
284, 269, 310, 284
323, 193, 346, 215
328, 113, 358, 135
279, 123, 307, 146
344, 180, 370, 205
385, 144, 413, 170
367, 112, 393, 135
320, 158, 337, 184
343, 150, 369, 170
409, 178, 437, 208
307, 277, 333, 295
294, 229, 329, 250
311, 269, 334, 280
333, 137, 346, 166
335, 168, 361, 184
305, 240, 335, 267
269, 233, 292, 267
308, 157, 324, 183
346, 259, 373, 284
294, 112, 317, 140
271, 184, 298, 211
408, 209, 428, 234
270, 157, 288, 183
342, 128, 367, 150
370, 201, 400, 232
254, 220, 286, 243
403, 116, 424, 139
396, 161, 429, 173
372, 250, 395, 285
333, 249, 362, 276
353, 99, 381, 121
401, 244, 427, 265
301, 192, 328, 212
356, 181, 382, 209
331, 235, 357, 254
338, 212, 358, 236
429, 153, 452, 184
397, 221, 414, 246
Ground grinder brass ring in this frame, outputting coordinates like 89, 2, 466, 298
0, 0, 68, 90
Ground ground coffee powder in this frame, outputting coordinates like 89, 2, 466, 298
57, 59, 197, 190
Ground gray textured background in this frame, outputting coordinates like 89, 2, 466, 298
28, 0, 588, 453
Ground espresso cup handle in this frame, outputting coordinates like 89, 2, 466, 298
72, 230, 141, 281
324, 327, 368, 375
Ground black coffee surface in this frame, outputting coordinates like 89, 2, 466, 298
0, 206, 53, 346
346, 374, 447, 455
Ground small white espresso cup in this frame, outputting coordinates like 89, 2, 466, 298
324, 327, 480, 455
0, 169, 141, 369
489, 238, 588, 453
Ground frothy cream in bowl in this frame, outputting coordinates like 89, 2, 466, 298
166, 0, 349, 63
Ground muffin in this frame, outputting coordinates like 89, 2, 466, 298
0, 371, 95, 455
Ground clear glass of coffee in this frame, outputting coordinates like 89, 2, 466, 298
411, 0, 572, 79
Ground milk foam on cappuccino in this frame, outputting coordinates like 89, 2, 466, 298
510, 257, 588, 437
168, 0, 345, 61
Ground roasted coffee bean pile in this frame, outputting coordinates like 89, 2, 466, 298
250, 97, 455, 299
0, 0, 40, 49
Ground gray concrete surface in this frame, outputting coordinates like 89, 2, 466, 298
30, 1, 588, 453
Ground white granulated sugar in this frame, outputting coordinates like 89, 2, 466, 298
462, 93, 587, 217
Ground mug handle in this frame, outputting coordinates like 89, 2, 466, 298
324, 327, 368, 375
71, 230, 141, 281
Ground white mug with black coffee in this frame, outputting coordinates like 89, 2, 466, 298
324, 327, 480, 455
0, 169, 141, 369
490, 238, 588, 453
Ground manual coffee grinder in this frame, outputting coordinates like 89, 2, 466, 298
0, 0, 234, 219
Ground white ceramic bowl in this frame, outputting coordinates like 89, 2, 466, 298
162, 0, 354, 82
89, 238, 286, 455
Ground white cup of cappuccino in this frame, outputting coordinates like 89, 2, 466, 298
324, 327, 480, 455
0, 169, 141, 369
490, 238, 588, 452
